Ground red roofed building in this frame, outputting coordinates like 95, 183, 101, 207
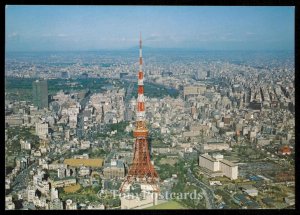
278, 145, 292, 155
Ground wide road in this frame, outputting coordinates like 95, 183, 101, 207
125, 82, 134, 102
187, 168, 216, 209
11, 161, 38, 191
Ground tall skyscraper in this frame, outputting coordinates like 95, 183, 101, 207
120, 33, 159, 194
32, 80, 48, 109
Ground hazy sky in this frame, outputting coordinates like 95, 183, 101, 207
5, 6, 294, 51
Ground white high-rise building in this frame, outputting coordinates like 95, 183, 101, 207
51, 188, 59, 201
27, 185, 36, 202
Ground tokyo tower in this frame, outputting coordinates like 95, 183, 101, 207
120, 33, 160, 193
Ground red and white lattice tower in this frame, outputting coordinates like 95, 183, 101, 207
120, 33, 159, 193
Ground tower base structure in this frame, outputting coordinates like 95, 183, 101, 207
120, 189, 159, 209
120, 179, 160, 193
119, 137, 160, 194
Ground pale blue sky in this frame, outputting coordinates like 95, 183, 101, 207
5, 6, 295, 51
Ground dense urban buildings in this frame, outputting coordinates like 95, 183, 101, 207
5, 47, 295, 210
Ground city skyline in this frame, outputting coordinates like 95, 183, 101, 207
6, 6, 294, 52
5, 5, 295, 210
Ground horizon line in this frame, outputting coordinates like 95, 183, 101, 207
5, 48, 294, 53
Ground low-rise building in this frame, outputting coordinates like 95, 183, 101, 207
27, 185, 36, 202
78, 166, 90, 177
278, 145, 292, 155
285, 195, 295, 206
5, 201, 15, 210
201, 142, 230, 152
103, 159, 126, 179
49, 198, 64, 210
241, 185, 259, 197
87, 203, 105, 209
35, 122, 49, 138
36, 180, 50, 194
65, 199, 77, 210
57, 167, 66, 178
50, 177, 76, 188
20, 140, 31, 150
33, 196, 48, 209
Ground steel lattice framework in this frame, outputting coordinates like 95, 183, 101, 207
120, 33, 159, 193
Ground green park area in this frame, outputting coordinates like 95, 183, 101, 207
5, 77, 179, 103
59, 185, 101, 203
146, 200, 186, 209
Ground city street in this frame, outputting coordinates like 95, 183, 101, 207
11, 162, 38, 191
187, 168, 216, 209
